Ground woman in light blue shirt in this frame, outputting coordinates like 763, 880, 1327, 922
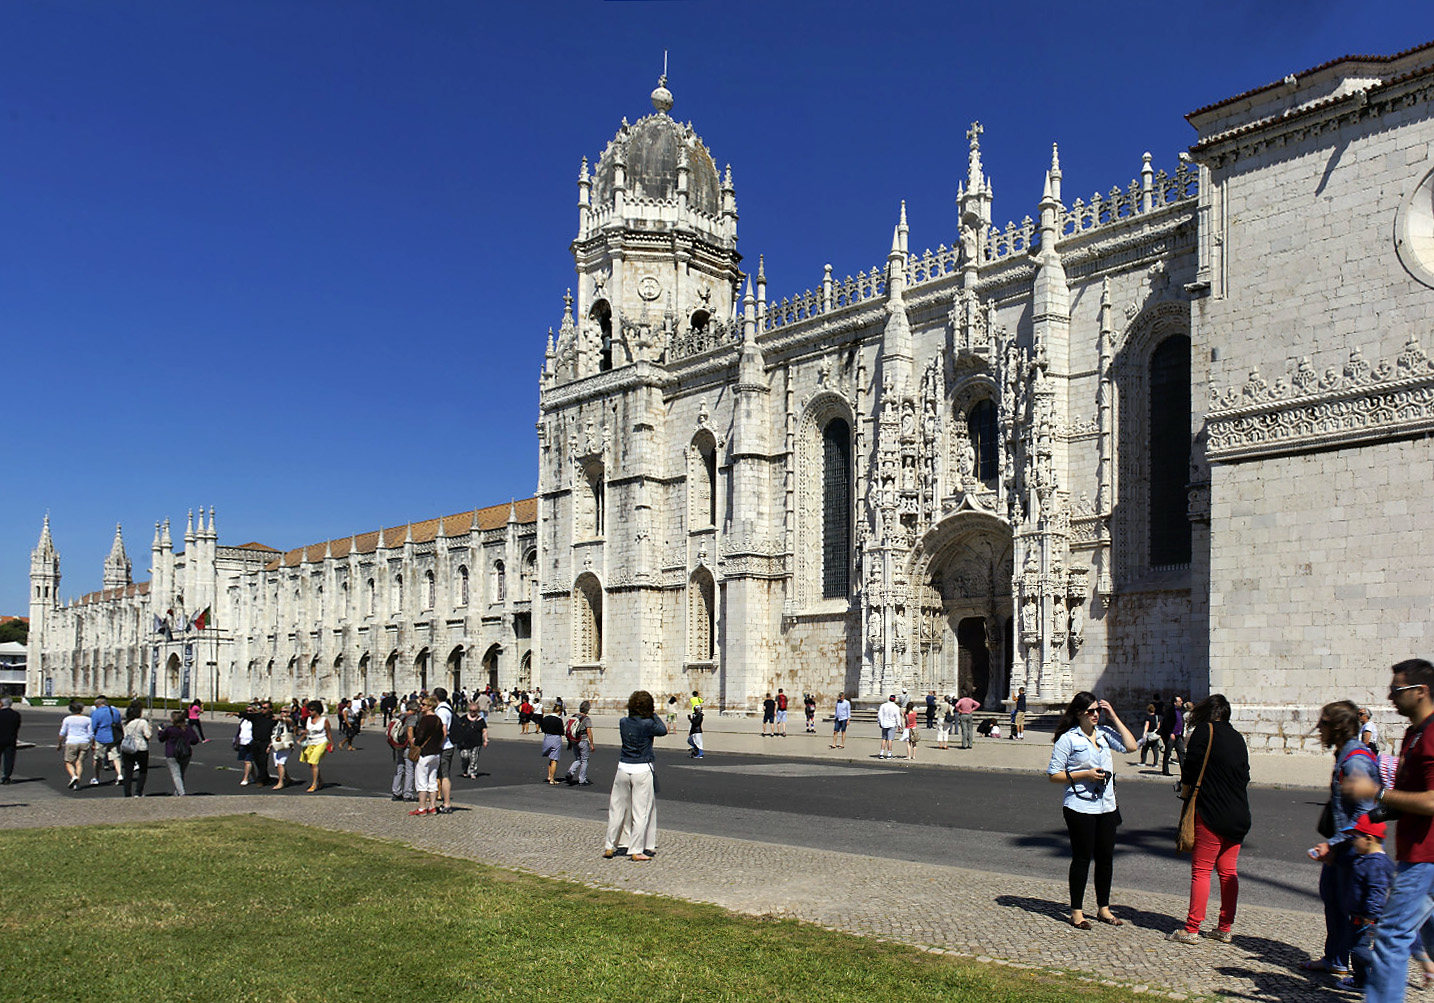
1046, 691, 1138, 930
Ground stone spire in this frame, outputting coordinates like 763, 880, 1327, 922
33, 514, 58, 567
207, 506, 217, 540
957, 121, 993, 228
103, 523, 132, 590
161, 518, 172, 549
881, 211, 913, 393
30, 514, 61, 619
185, 510, 195, 545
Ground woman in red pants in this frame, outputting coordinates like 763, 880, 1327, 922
1167, 694, 1251, 944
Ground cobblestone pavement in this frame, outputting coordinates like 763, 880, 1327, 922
2, 778, 1401, 1002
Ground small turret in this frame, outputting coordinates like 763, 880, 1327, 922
103, 523, 132, 590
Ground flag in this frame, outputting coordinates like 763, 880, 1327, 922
193, 606, 211, 631
153, 614, 166, 636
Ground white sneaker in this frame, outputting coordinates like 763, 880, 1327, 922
89, 778, 100, 786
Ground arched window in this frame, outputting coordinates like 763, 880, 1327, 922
967, 399, 999, 485
494, 561, 506, 603
393, 574, 403, 614
591, 300, 613, 372
424, 569, 435, 610
822, 417, 852, 599
574, 573, 603, 663
689, 567, 715, 661
1149, 335, 1192, 566
578, 461, 605, 538
458, 566, 469, 606
365, 578, 375, 616
524, 551, 538, 599
690, 431, 717, 528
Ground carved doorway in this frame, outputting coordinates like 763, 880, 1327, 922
956, 618, 990, 701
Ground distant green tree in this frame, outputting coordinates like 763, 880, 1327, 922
0, 620, 28, 644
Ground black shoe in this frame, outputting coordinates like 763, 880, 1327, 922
391, 795, 404, 802
578, 780, 593, 786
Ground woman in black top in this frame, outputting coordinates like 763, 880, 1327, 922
1139, 703, 1160, 766
1167, 694, 1251, 944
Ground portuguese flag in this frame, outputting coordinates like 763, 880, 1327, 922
193, 606, 211, 631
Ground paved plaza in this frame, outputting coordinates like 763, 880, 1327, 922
1, 707, 1399, 1002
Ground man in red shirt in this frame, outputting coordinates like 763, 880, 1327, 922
775, 689, 789, 737
1343, 658, 1434, 1003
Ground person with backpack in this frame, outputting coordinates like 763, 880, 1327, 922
564, 701, 595, 785
688, 703, 704, 759
451, 704, 489, 779
388, 700, 419, 802
89, 696, 125, 786
1302, 700, 1381, 977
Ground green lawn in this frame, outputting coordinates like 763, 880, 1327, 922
0, 816, 1137, 1003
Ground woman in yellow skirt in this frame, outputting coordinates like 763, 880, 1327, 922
299, 700, 333, 792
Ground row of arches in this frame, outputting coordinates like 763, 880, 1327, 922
569, 568, 717, 666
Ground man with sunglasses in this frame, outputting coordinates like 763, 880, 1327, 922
1343, 658, 1434, 1003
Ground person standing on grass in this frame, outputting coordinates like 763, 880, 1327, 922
90, 696, 124, 786
58, 701, 93, 790
119, 700, 152, 798
409, 696, 445, 816
1046, 691, 1137, 931
1165, 694, 1250, 945
687, 703, 704, 759
876, 695, 901, 759
604, 689, 666, 862
299, 700, 332, 793
566, 701, 596, 783
1340, 658, 1434, 1003
831, 693, 850, 749
155, 710, 198, 796
0, 697, 21, 784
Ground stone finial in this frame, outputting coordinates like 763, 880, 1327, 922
161, 518, 171, 548
152, 521, 162, 550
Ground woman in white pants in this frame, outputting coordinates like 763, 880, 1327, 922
604, 690, 667, 861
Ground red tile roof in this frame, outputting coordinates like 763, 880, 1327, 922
265, 498, 537, 571
76, 581, 152, 607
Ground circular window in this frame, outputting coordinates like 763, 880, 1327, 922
1395, 165, 1434, 288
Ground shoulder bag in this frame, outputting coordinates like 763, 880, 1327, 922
1176, 723, 1215, 854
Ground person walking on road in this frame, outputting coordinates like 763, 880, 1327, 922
876, 695, 901, 759
452, 704, 489, 779
1360, 707, 1381, 752
539, 706, 566, 785
1160, 693, 1186, 776
954, 694, 981, 749
1138, 703, 1160, 766
1046, 691, 1137, 930
1165, 694, 1250, 945
299, 700, 333, 793
686, 703, 704, 759
155, 710, 198, 796
90, 696, 124, 786
58, 701, 93, 790
118, 700, 152, 798
604, 690, 667, 862
1342, 658, 1434, 1003
1304, 699, 1379, 977
187, 698, 207, 743
0, 697, 20, 784
831, 693, 850, 749
565, 701, 596, 782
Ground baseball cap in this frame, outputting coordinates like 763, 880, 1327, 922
1344, 815, 1387, 840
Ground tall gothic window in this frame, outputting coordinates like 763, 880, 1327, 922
1149, 335, 1192, 566
458, 566, 469, 606
393, 574, 403, 614
494, 561, 506, 603
689, 567, 715, 661
591, 300, 613, 372
574, 573, 603, 663
524, 551, 538, 600
967, 399, 999, 485
822, 418, 852, 599
366, 578, 375, 616
424, 570, 435, 610
691, 432, 717, 528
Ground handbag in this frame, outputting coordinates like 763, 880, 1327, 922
1176, 723, 1215, 854
406, 744, 421, 763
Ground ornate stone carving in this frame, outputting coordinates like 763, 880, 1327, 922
1208, 339, 1434, 461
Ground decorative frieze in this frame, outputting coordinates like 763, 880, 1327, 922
1208, 339, 1434, 462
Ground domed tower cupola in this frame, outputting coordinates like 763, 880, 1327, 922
559, 69, 743, 384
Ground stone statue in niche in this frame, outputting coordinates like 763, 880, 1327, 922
868, 611, 883, 645
1069, 604, 1085, 650
1020, 596, 1036, 635
960, 224, 978, 266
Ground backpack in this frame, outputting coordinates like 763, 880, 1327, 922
1341, 746, 1398, 789
386, 717, 408, 749
565, 715, 581, 747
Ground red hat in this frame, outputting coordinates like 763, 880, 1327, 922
1346, 815, 1387, 840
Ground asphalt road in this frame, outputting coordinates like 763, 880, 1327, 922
13, 713, 1328, 913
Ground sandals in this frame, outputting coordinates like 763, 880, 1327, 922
630, 853, 653, 862
1071, 918, 1093, 930
1097, 914, 1124, 927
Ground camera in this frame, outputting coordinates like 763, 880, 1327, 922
1368, 802, 1402, 824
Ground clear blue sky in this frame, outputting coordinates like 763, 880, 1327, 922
4, 0, 1431, 615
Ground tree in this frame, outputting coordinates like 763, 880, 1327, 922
0, 619, 28, 645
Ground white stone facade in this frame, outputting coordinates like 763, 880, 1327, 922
29, 46, 1434, 747
28, 502, 537, 705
